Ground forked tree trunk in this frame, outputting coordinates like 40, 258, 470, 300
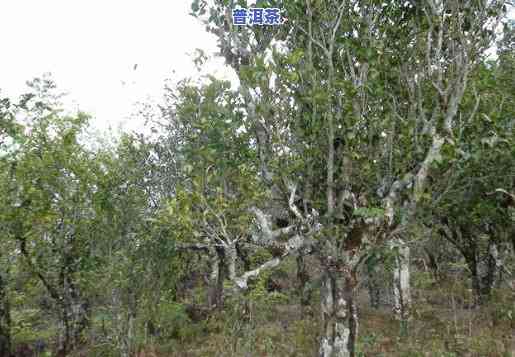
0, 271, 11, 357
319, 268, 358, 357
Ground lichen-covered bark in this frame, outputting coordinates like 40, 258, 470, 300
391, 238, 411, 321
470, 240, 502, 306
319, 267, 357, 357
226, 242, 237, 282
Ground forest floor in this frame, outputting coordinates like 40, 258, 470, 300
133, 276, 514, 357
11, 270, 514, 356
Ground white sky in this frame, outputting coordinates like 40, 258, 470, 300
0, 0, 235, 134
1, 1, 513, 136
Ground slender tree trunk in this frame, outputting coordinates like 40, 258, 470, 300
470, 259, 484, 306
111, 287, 137, 357
469, 241, 501, 306
58, 251, 91, 355
215, 249, 226, 310
226, 242, 237, 282
296, 254, 311, 309
112, 289, 126, 357
207, 248, 226, 310
123, 286, 137, 357
391, 238, 411, 322
121, 312, 135, 357
496, 242, 511, 289
207, 253, 219, 308
319, 268, 358, 357
58, 282, 90, 355
424, 247, 441, 282
0, 270, 11, 357
58, 291, 71, 355
57, 315, 69, 356
70, 288, 90, 347
484, 241, 501, 290
365, 253, 381, 309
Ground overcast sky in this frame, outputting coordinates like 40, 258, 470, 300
1, 1, 513, 136
0, 0, 234, 134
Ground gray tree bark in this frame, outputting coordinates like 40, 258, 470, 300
58, 279, 90, 355
207, 247, 226, 310
111, 287, 137, 357
470, 240, 502, 306
391, 238, 411, 322
226, 242, 237, 282
319, 268, 357, 357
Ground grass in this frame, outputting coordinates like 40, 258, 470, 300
148, 277, 514, 357
11, 268, 515, 356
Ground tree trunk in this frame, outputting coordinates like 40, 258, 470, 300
207, 248, 226, 310
111, 287, 137, 357
236, 242, 251, 271
365, 253, 381, 309
58, 299, 89, 355
121, 312, 135, 357
424, 247, 441, 282
469, 241, 501, 306
207, 253, 220, 308
57, 317, 68, 356
0, 270, 11, 357
319, 268, 357, 357
497, 242, 511, 289
70, 299, 90, 347
123, 286, 137, 357
470, 260, 485, 306
297, 254, 311, 308
391, 238, 411, 322
58, 276, 90, 355
226, 242, 237, 282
